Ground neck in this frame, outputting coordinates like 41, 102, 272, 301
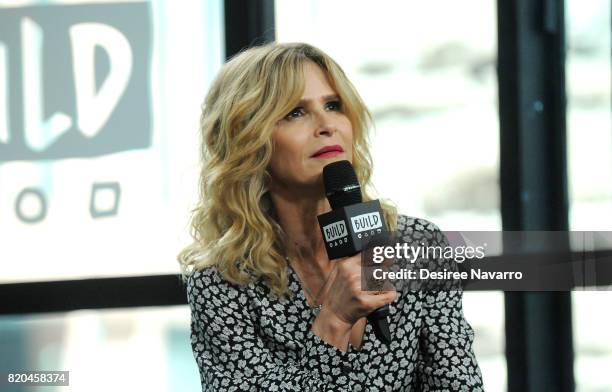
268, 183, 332, 276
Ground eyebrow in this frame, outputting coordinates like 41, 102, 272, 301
296, 94, 340, 106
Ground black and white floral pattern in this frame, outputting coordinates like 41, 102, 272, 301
187, 216, 484, 391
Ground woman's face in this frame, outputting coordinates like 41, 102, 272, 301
268, 61, 353, 191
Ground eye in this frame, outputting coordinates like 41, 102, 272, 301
285, 107, 305, 120
325, 100, 342, 112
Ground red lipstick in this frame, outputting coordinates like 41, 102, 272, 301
311, 145, 344, 159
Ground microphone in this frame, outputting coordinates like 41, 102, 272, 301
317, 160, 391, 344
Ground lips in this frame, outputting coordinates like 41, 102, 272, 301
311, 145, 344, 158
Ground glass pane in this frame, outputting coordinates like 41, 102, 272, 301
276, 1, 504, 390
0, 306, 198, 391
0, 0, 224, 282
566, 0, 612, 391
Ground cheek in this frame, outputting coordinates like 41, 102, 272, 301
270, 132, 305, 176
273, 133, 301, 161
341, 120, 355, 160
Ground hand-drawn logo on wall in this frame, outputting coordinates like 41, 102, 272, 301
0, 3, 151, 223
0, 3, 151, 161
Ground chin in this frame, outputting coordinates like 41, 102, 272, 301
311, 154, 351, 164
328, 155, 352, 166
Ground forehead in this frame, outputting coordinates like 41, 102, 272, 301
300, 61, 337, 99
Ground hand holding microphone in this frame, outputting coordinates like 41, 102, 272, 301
318, 252, 397, 325
316, 160, 395, 345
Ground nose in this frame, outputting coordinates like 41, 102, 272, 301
313, 110, 336, 137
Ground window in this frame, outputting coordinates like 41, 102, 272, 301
0, 306, 199, 391
566, 0, 612, 390
0, 0, 224, 282
276, 1, 504, 390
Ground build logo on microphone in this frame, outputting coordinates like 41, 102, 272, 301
0, 3, 151, 161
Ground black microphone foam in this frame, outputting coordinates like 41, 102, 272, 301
322, 160, 362, 209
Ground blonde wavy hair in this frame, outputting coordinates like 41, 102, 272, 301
178, 42, 397, 299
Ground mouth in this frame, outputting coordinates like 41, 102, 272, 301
311, 145, 344, 159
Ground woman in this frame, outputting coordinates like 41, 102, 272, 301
179, 42, 484, 391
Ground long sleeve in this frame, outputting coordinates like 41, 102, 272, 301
412, 221, 484, 391
416, 289, 484, 391
187, 267, 364, 391
186, 215, 485, 391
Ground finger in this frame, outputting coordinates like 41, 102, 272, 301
362, 290, 397, 309
366, 285, 396, 295
334, 256, 358, 270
